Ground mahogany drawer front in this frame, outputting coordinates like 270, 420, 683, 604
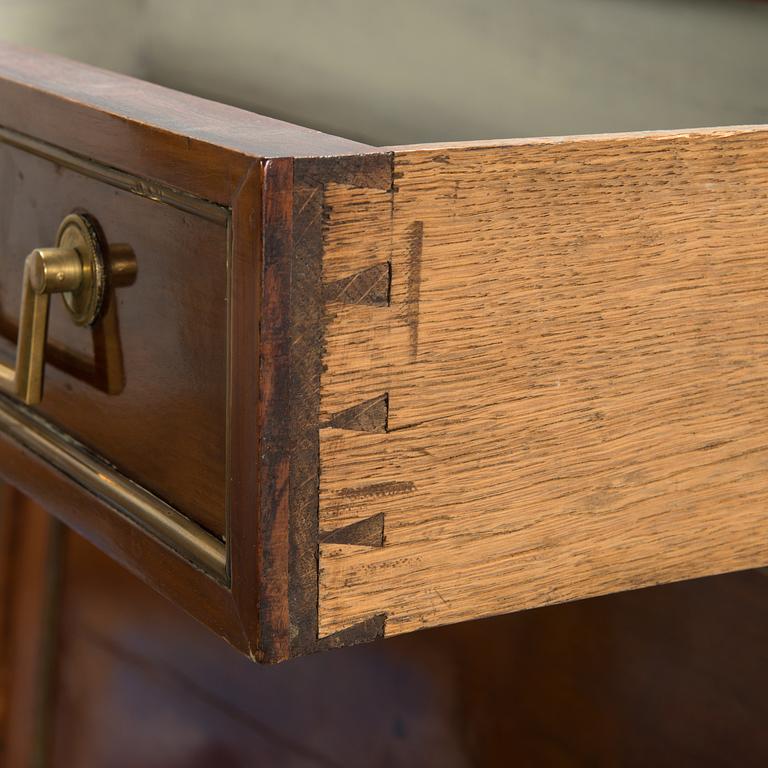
0, 132, 229, 542
1, 43, 767, 663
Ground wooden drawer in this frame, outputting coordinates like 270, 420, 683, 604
1, 40, 767, 663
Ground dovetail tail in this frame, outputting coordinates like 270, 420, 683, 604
322, 393, 388, 433
316, 614, 386, 648
320, 512, 385, 548
323, 262, 391, 306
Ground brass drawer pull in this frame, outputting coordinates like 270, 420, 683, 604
0, 213, 132, 405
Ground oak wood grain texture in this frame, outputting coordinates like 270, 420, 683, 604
318, 126, 768, 638
45, 522, 469, 768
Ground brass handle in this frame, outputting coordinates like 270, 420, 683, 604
0, 214, 110, 405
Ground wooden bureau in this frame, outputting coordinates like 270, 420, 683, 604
1, 42, 767, 662
1, 1, 768, 762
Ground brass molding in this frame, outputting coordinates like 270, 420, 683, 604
0, 394, 227, 580
0, 126, 228, 224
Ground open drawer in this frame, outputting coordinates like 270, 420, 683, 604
1, 5, 767, 662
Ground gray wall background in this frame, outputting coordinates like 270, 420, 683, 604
1, 0, 767, 145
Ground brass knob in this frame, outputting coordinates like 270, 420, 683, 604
0, 213, 129, 405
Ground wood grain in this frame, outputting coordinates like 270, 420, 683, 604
318, 127, 768, 638
0, 486, 16, 749
0, 490, 62, 767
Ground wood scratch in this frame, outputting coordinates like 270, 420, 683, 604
406, 221, 423, 361
337, 481, 415, 499
323, 263, 390, 306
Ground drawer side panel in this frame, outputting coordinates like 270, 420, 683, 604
318, 127, 768, 637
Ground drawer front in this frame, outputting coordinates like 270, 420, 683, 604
0, 132, 229, 540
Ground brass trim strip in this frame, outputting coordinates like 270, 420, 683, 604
0, 395, 227, 580
0, 125, 229, 224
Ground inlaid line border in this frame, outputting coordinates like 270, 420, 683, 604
0, 125, 231, 582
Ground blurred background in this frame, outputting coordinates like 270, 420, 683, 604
1, 0, 768, 145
